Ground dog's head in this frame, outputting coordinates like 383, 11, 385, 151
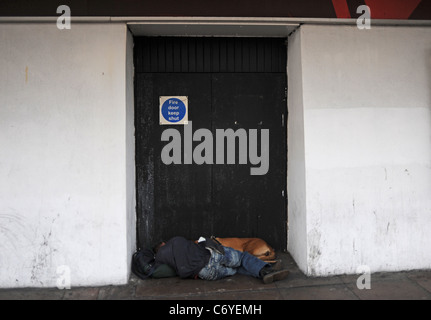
253, 246, 276, 261
244, 239, 276, 261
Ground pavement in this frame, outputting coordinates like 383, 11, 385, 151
1, 252, 431, 300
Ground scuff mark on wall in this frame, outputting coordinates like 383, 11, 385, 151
30, 214, 59, 286
308, 228, 322, 276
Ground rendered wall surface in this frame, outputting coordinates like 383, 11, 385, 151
287, 28, 308, 273
1, 20, 430, 288
288, 25, 431, 276
0, 23, 135, 288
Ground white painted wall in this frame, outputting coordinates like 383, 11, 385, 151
287, 28, 308, 273
1, 20, 429, 287
288, 25, 431, 276
0, 23, 136, 288
125, 29, 136, 285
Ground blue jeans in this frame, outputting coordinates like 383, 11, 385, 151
198, 246, 268, 280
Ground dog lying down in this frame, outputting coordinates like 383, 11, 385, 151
214, 237, 276, 262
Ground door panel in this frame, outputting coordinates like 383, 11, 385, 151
135, 37, 287, 251
136, 73, 213, 246
211, 74, 287, 248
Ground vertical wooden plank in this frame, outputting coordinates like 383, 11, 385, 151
257, 38, 265, 72
211, 38, 220, 73
203, 38, 212, 73
196, 39, 204, 72
279, 39, 287, 73
219, 38, 227, 72
249, 38, 258, 72
241, 38, 250, 72
234, 38, 243, 72
271, 39, 280, 72
142, 38, 151, 73
133, 38, 142, 73
187, 39, 196, 72
227, 38, 235, 72
173, 38, 182, 72
181, 39, 189, 72
150, 38, 159, 73
165, 38, 174, 72
157, 38, 166, 73
264, 39, 272, 72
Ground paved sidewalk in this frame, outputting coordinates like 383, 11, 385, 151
1, 253, 430, 300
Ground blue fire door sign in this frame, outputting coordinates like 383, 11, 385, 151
160, 96, 188, 125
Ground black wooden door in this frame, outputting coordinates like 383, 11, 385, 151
211, 73, 287, 249
135, 37, 287, 250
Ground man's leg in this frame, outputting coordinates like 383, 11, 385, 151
198, 250, 237, 281
220, 247, 268, 278
220, 246, 290, 284
198, 247, 289, 283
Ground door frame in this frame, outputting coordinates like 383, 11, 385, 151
130, 20, 293, 251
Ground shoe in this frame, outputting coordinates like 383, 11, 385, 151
260, 267, 289, 284
270, 260, 283, 271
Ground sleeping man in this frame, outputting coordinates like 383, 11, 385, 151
153, 236, 289, 284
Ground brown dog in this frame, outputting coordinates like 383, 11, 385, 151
215, 237, 276, 262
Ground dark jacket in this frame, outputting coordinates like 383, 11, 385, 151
155, 236, 211, 279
